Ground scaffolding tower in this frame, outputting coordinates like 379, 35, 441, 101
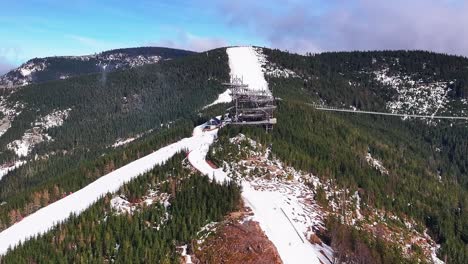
223, 76, 277, 131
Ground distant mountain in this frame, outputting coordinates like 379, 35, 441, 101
0, 47, 196, 88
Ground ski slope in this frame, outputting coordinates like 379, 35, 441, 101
205, 46, 271, 108
0, 124, 217, 255
226, 46, 269, 93
242, 184, 332, 264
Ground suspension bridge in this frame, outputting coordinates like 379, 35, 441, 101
308, 103, 468, 121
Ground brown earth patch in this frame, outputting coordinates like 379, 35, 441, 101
193, 207, 282, 264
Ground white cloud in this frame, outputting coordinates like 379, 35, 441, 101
218, 0, 468, 56
66, 34, 101, 47
0, 47, 21, 75
64, 34, 126, 53
0, 57, 15, 75
150, 31, 228, 52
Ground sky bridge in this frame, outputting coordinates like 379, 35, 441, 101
309, 103, 468, 120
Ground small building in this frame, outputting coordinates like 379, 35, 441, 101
203, 117, 223, 131
209, 117, 221, 126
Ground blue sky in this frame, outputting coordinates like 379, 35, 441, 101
1, 0, 468, 73
0, 0, 262, 65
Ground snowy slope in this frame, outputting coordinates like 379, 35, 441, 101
189, 135, 332, 264
7, 109, 71, 157
0, 124, 215, 255
205, 46, 271, 108
226, 46, 269, 93
188, 132, 332, 263
242, 184, 332, 264
198, 47, 331, 264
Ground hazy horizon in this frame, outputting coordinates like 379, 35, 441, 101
1, 0, 468, 74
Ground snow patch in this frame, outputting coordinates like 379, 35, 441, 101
0, 98, 23, 138
374, 68, 451, 117
203, 89, 232, 109
112, 137, 137, 148
36, 108, 71, 129
431, 244, 444, 264
7, 109, 71, 157
256, 48, 299, 78
365, 152, 389, 175
196, 221, 219, 245
177, 245, 193, 264
110, 196, 133, 215
352, 191, 363, 222
0, 161, 27, 180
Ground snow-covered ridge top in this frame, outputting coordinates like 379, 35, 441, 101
0, 61, 47, 87
0, 50, 168, 88
226, 46, 270, 93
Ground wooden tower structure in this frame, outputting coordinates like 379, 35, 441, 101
223, 76, 277, 131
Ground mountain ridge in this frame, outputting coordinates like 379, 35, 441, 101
0, 46, 197, 88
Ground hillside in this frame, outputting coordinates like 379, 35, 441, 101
0, 47, 196, 88
262, 49, 468, 117
0, 48, 229, 239
0, 46, 467, 263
